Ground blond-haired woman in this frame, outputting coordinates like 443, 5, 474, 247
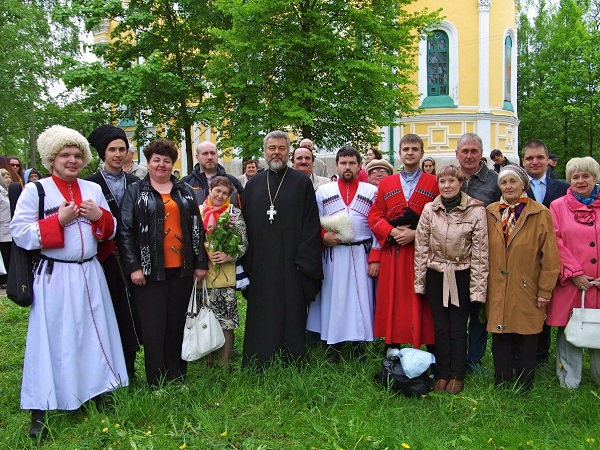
415, 165, 488, 394
546, 156, 600, 388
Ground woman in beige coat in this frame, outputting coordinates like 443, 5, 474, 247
415, 165, 488, 394
486, 165, 560, 392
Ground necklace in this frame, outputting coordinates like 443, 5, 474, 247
266, 168, 288, 223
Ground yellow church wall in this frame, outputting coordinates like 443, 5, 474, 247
489, 1, 517, 110
392, 0, 519, 160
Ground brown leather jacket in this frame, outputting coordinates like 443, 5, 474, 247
414, 193, 489, 305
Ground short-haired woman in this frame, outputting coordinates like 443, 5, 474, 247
415, 165, 488, 394
486, 165, 560, 392
546, 156, 600, 388
119, 139, 208, 386
200, 176, 248, 369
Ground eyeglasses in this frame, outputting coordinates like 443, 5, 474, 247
370, 168, 389, 174
11, 163, 20, 168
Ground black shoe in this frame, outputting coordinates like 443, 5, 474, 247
29, 410, 47, 439
327, 344, 342, 363
0, 284, 7, 289
94, 393, 114, 412
350, 342, 367, 361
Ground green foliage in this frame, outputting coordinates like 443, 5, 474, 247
62, 0, 226, 170
518, 0, 600, 175
0, 0, 80, 164
207, 0, 440, 159
1, 296, 599, 448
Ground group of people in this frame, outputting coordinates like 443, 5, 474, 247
6, 124, 600, 439
290, 132, 598, 397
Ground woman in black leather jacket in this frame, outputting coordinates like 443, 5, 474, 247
119, 139, 208, 386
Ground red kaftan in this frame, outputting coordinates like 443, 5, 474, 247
368, 173, 438, 347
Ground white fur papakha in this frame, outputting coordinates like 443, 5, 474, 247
320, 212, 355, 243
37, 125, 92, 171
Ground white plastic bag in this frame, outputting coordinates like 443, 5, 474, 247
398, 348, 436, 379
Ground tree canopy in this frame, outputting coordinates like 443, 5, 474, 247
518, 0, 600, 173
0, 0, 81, 166
63, 0, 439, 162
207, 0, 440, 158
62, 0, 224, 170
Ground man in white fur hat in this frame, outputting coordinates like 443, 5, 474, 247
10, 125, 128, 439
306, 146, 378, 362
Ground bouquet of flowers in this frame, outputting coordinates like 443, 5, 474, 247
204, 210, 242, 288
205, 210, 242, 260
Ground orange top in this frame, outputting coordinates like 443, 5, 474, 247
162, 193, 184, 268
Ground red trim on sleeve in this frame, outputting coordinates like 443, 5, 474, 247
39, 216, 65, 249
91, 207, 115, 240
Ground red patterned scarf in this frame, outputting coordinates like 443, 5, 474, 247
202, 197, 230, 235
499, 192, 528, 243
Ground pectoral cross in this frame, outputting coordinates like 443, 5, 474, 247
266, 205, 277, 223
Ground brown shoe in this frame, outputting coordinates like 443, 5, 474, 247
435, 379, 449, 392
446, 379, 464, 395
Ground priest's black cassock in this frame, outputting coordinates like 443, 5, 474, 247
241, 166, 323, 368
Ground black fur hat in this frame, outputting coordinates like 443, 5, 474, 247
87, 125, 129, 161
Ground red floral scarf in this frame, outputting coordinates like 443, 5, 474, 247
202, 197, 230, 235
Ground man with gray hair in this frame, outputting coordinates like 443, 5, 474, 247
241, 130, 323, 369
123, 145, 148, 179
456, 132, 501, 374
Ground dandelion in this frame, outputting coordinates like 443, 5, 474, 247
83, 417, 89, 422
102, 427, 108, 433
101, 419, 106, 424
145, 430, 152, 435
401, 444, 410, 449
114, 423, 120, 428
587, 438, 596, 443
179, 444, 187, 450
220, 431, 227, 437
488, 438, 493, 444
473, 407, 477, 411
526, 440, 533, 445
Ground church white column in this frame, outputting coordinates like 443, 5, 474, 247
478, 0, 491, 114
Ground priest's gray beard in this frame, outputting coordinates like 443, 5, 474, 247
266, 158, 288, 171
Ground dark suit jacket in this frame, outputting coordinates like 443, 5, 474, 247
527, 176, 569, 208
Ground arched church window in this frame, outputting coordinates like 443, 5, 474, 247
503, 35, 514, 111
427, 30, 449, 97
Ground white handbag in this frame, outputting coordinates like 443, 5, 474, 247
181, 280, 225, 361
564, 289, 600, 350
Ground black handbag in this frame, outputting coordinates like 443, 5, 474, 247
6, 182, 45, 307
373, 356, 433, 398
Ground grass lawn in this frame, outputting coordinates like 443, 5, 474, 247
1, 294, 599, 450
